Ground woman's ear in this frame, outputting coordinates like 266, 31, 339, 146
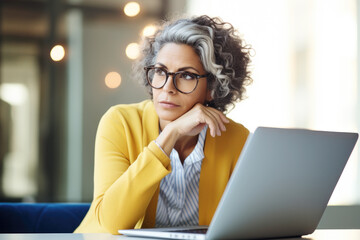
206, 89, 213, 102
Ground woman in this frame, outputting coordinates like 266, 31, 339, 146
75, 15, 252, 234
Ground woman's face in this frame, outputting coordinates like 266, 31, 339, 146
152, 43, 211, 128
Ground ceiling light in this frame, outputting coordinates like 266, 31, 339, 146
105, 72, 122, 89
125, 43, 140, 60
124, 2, 140, 17
50, 45, 65, 62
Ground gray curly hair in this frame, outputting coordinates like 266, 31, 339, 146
133, 15, 253, 113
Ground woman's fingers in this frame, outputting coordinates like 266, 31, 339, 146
170, 103, 229, 138
204, 112, 221, 136
205, 108, 227, 132
200, 106, 228, 137
201, 112, 218, 137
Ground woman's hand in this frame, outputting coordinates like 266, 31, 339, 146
169, 103, 229, 138
156, 103, 229, 156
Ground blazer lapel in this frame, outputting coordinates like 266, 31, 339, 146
141, 100, 161, 228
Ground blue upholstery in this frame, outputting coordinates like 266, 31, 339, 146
0, 203, 90, 233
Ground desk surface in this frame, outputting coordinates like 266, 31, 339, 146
0, 229, 359, 240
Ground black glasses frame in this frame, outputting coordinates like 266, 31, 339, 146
144, 65, 209, 94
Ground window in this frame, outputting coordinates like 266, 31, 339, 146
187, 0, 359, 205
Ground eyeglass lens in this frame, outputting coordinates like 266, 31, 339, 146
147, 68, 198, 93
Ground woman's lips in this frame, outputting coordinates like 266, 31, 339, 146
159, 101, 180, 108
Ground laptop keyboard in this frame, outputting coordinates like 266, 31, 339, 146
169, 228, 208, 234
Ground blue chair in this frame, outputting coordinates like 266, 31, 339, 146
0, 203, 90, 233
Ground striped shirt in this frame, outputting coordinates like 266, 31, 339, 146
155, 125, 208, 227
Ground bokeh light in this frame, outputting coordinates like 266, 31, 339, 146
125, 43, 140, 60
105, 72, 122, 89
50, 45, 65, 61
0, 83, 28, 106
142, 24, 157, 37
124, 2, 140, 17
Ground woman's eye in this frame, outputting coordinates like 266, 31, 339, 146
155, 68, 166, 76
181, 73, 195, 80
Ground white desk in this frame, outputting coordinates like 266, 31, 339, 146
0, 229, 359, 240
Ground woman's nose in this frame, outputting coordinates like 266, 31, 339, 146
162, 74, 177, 93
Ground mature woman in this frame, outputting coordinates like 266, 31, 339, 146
75, 15, 252, 234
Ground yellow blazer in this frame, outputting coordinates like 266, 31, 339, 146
75, 100, 249, 234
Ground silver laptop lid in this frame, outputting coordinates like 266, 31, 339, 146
207, 127, 358, 239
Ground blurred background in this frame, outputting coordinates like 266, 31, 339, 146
0, 0, 358, 207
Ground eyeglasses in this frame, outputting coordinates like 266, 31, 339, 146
144, 66, 209, 94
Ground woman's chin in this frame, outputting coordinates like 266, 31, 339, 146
158, 115, 179, 123
157, 112, 182, 123
155, 107, 183, 120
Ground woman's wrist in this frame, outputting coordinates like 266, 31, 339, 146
155, 123, 180, 156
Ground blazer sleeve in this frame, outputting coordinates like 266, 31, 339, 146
92, 108, 171, 234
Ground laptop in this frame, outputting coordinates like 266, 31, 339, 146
119, 127, 358, 240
